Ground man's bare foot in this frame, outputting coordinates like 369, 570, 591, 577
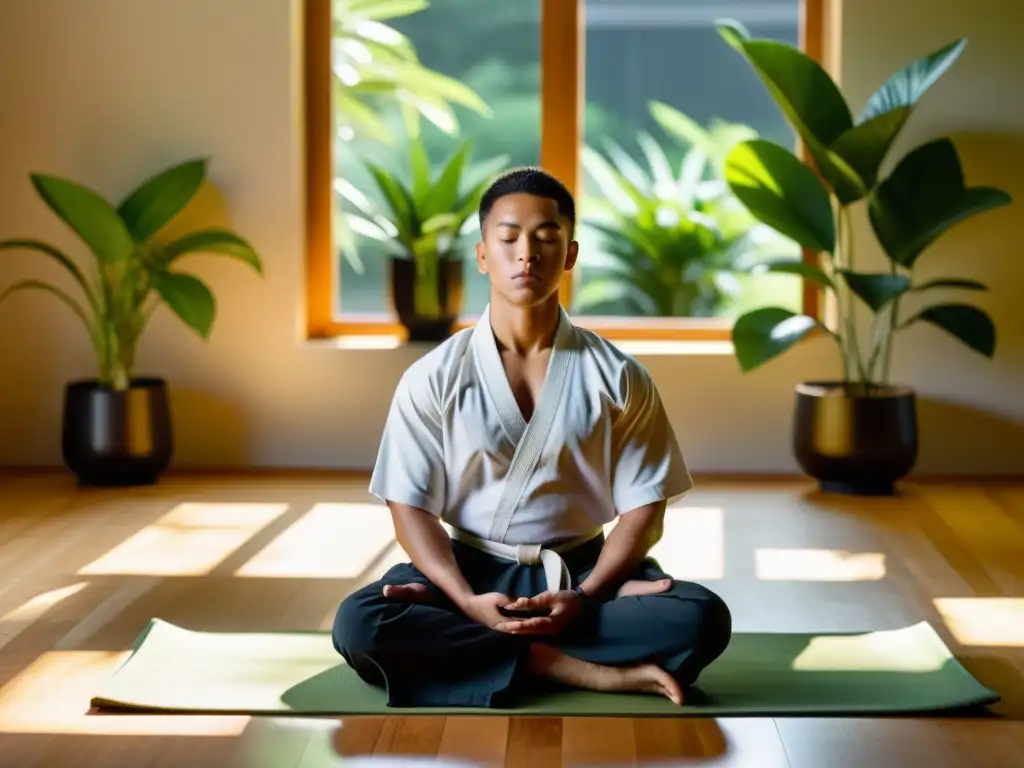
599, 663, 684, 705
616, 578, 673, 598
526, 644, 683, 705
382, 583, 435, 603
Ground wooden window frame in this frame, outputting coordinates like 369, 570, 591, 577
304, 0, 824, 342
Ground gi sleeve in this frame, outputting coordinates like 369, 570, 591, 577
368, 363, 447, 516
611, 359, 693, 514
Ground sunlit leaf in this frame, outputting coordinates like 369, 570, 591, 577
421, 140, 472, 219
753, 258, 834, 288
731, 306, 823, 372
151, 270, 216, 339
724, 139, 836, 254
29, 174, 134, 265
117, 158, 206, 242
159, 229, 262, 274
716, 21, 866, 203
860, 38, 967, 122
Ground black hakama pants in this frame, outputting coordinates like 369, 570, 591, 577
332, 534, 732, 708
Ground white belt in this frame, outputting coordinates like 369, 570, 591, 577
450, 527, 602, 594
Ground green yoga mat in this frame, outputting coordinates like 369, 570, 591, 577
90, 619, 998, 717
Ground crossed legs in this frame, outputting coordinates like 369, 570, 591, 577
334, 563, 732, 708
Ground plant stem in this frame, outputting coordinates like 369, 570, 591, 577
877, 249, 903, 385
878, 297, 898, 384
413, 252, 442, 320
835, 205, 868, 385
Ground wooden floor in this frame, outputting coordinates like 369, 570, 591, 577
0, 471, 1022, 767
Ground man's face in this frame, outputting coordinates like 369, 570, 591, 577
475, 193, 578, 306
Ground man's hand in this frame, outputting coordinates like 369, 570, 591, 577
457, 592, 545, 634
501, 590, 584, 635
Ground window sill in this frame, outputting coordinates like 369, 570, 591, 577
304, 332, 734, 357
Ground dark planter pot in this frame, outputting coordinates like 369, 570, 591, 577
62, 377, 173, 487
390, 256, 464, 342
793, 381, 918, 496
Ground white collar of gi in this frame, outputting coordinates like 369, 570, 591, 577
471, 303, 578, 442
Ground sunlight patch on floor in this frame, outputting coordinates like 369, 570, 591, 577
0, 651, 249, 736
756, 549, 887, 581
647, 506, 724, 580
792, 628, 946, 672
235, 503, 394, 579
0, 582, 89, 653
934, 597, 1024, 647
76, 503, 290, 576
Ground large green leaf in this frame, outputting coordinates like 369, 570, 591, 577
724, 139, 836, 254
716, 22, 850, 145
602, 136, 655, 196
904, 302, 995, 357
581, 145, 646, 213
332, 0, 489, 141
868, 139, 1012, 267
716, 22, 866, 204
460, 154, 511, 197
753, 258, 834, 288
421, 140, 472, 219
160, 229, 262, 274
828, 108, 911, 190
30, 174, 134, 265
346, 212, 395, 242
650, 101, 715, 152
826, 39, 967, 192
0, 238, 99, 311
838, 270, 911, 311
860, 39, 967, 122
151, 270, 216, 339
912, 277, 987, 292
390, 59, 491, 116
117, 158, 206, 242
335, 90, 394, 144
364, 161, 416, 237
731, 307, 822, 372
636, 131, 676, 192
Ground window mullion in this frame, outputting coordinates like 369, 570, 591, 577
540, 0, 584, 308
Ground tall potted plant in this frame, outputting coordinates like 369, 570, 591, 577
716, 22, 1012, 495
337, 132, 507, 341
0, 158, 262, 486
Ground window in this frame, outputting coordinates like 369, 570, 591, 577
305, 0, 824, 341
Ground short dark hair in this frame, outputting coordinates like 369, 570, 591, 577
478, 166, 576, 230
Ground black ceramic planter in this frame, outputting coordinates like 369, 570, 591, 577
390, 256, 464, 342
62, 377, 173, 487
793, 381, 918, 496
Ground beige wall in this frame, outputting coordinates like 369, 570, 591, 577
0, 0, 1020, 475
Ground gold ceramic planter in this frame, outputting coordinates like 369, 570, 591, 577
793, 381, 918, 495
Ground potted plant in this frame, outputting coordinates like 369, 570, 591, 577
0, 158, 262, 486
715, 21, 1012, 495
575, 101, 794, 317
337, 131, 508, 341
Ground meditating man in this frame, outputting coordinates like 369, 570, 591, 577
333, 167, 732, 708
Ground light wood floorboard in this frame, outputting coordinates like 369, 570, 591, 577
0, 470, 1021, 766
